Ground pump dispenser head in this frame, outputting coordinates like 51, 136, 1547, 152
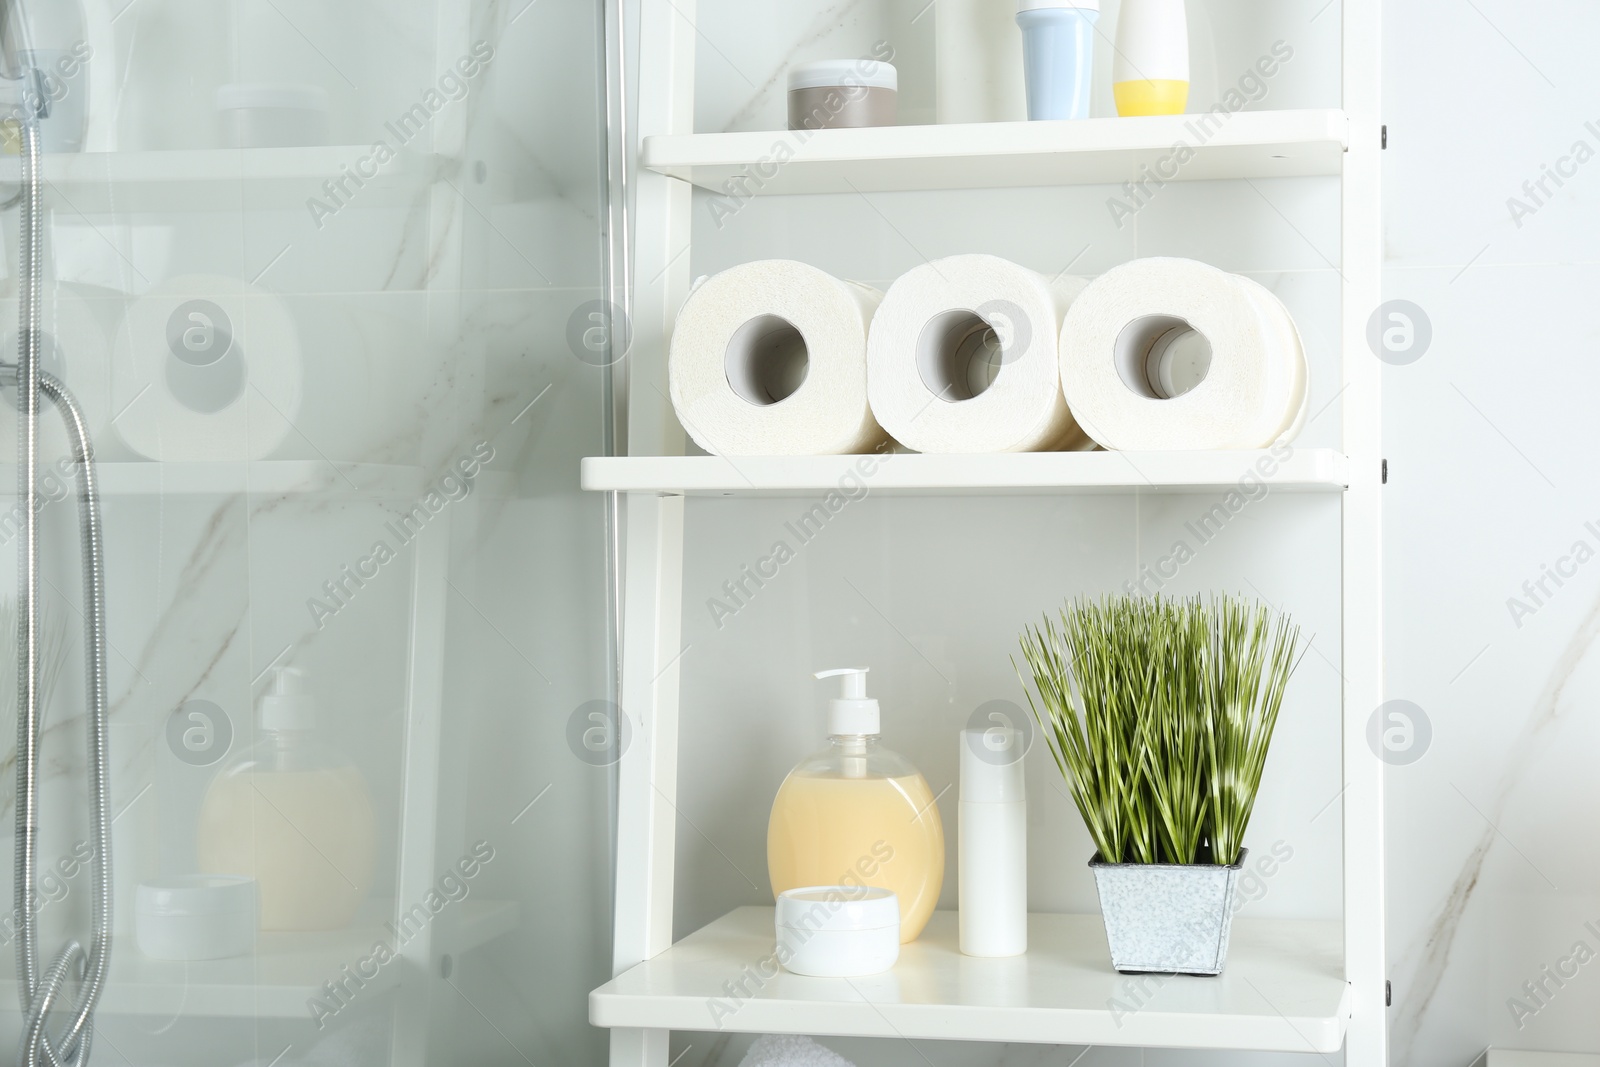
814, 668, 879, 736
260, 666, 315, 731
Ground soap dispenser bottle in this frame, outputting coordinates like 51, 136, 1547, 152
196, 666, 377, 931
767, 668, 946, 943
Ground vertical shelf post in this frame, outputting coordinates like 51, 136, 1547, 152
610, 0, 694, 1059
610, 492, 685, 1056
1340, 0, 1387, 1063
390, 515, 457, 1066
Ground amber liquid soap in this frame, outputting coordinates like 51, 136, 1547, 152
767, 668, 945, 943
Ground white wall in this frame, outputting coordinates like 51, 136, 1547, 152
1383, 1, 1600, 1061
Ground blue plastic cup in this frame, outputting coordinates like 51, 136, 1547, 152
1016, 0, 1098, 121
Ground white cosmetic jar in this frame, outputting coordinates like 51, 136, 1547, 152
136, 875, 258, 961
787, 60, 897, 131
775, 886, 900, 977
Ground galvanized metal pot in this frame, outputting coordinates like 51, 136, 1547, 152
1088, 847, 1247, 975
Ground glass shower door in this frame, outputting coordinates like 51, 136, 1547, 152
0, 0, 617, 1063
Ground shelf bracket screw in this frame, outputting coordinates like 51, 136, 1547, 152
1381, 125, 1388, 149
1381, 459, 1388, 484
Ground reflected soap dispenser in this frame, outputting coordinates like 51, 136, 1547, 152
196, 666, 377, 931
767, 668, 946, 943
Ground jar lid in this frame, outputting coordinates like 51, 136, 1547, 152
1018, 0, 1099, 11
775, 886, 899, 932
788, 60, 897, 93
136, 875, 258, 917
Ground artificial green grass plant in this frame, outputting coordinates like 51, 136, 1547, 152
1017, 594, 1303, 866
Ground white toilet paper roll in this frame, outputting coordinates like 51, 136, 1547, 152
0, 283, 113, 459
867, 255, 1089, 453
110, 275, 302, 462
669, 260, 885, 456
1237, 273, 1310, 443
285, 300, 393, 463
1059, 258, 1307, 451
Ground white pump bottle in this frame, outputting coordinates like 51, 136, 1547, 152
959, 725, 1028, 956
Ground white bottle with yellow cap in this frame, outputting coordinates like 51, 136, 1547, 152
1112, 0, 1190, 116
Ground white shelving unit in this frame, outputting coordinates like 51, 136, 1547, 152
592, 908, 1349, 1052
591, 0, 1385, 1062
0, 147, 437, 213
0, 460, 432, 498
0, 898, 516, 1018
581, 449, 1349, 496
642, 109, 1348, 194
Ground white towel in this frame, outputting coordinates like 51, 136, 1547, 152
739, 1034, 857, 1067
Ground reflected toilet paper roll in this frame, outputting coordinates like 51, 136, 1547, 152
669, 260, 885, 456
284, 300, 409, 464
868, 255, 1090, 453
0, 283, 114, 467
110, 274, 302, 461
0, 283, 114, 459
1059, 258, 1307, 450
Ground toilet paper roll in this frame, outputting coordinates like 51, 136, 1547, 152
110, 274, 302, 462
669, 260, 885, 456
284, 300, 393, 463
868, 255, 1089, 453
0, 283, 114, 460
1236, 273, 1310, 443
1059, 258, 1307, 450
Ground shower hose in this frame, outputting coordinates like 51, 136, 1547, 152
7, 113, 113, 1067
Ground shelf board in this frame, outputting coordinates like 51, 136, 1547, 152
0, 898, 517, 1018
0, 460, 432, 498
591, 907, 1349, 1052
643, 110, 1348, 195
0, 146, 436, 213
581, 449, 1347, 496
